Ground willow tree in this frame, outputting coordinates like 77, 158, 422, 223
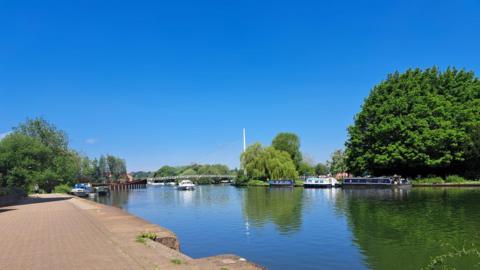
241, 143, 298, 180
346, 67, 480, 178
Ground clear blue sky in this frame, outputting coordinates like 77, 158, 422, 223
1, 0, 479, 171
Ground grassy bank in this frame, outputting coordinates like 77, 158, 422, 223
412, 175, 479, 185
234, 179, 305, 187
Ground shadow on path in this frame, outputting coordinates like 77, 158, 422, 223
15, 195, 72, 206
0, 208, 16, 214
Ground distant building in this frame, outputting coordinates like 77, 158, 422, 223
335, 172, 350, 179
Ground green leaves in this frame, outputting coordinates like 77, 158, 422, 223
346, 67, 480, 177
271, 132, 303, 169
0, 118, 129, 192
241, 143, 299, 181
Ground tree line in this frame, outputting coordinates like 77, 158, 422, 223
0, 118, 127, 193
78, 155, 127, 183
154, 164, 232, 177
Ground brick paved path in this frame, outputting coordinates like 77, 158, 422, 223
0, 194, 262, 270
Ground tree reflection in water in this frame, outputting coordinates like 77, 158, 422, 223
243, 187, 304, 234
340, 188, 480, 270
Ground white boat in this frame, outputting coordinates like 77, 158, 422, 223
167, 182, 177, 186
304, 177, 338, 188
177, 180, 195, 190
70, 183, 93, 197
147, 179, 165, 186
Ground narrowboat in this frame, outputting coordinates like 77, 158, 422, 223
268, 180, 295, 187
304, 177, 338, 188
342, 177, 411, 187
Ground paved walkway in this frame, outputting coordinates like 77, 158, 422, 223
0, 194, 262, 270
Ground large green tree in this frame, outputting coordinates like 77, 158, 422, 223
271, 132, 303, 169
0, 119, 80, 192
241, 143, 298, 180
314, 163, 328, 175
327, 149, 347, 175
346, 67, 480, 177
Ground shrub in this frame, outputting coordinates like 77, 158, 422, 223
170, 259, 182, 265
247, 180, 268, 186
413, 177, 444, 184
136, 232, 158, 244
53, 184, 72, 194
445, 175, 466, 183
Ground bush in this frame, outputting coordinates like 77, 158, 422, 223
294, 180, 304, 187
445, 175, 466, 183
247, 180, 268, 186
413, 177, 444, 184
53, 184, 72, 194
136, 232, 158, 244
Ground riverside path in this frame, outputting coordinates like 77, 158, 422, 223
0, 194, 262, 270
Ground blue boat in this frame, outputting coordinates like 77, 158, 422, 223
268, 180, 295, 187
342, 177, 411, 187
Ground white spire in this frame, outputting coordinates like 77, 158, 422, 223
243, 128, 246, 152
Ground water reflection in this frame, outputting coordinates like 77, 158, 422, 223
91, 186, 480, 270
243, 187, 304, 234
342, 188, 480, 269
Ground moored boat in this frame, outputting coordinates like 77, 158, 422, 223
177, 180, 195, 190
96, 186, 110, 196
147, 179, 165, 186
70, 183, 93, 197
304, 177, 338, 188
342, 177, 411, 187
268, 180, 295, 187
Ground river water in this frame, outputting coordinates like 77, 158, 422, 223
92, 186, 480, 270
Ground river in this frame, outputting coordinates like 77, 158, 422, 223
91, 185, 480, 270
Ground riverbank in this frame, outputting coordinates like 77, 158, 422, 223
412, 182, 480, 187
0, 194, 262, 270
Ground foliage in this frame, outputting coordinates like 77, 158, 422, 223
53, 183, 72, 194
234, 169, 249, 185
327, 149, 347, 175
294, 180, 304, 186
298, 161, 315, 176
14, 118, 68, 152
246, 180, 269, 186
155, 165, 177, 177
170, 259, 182, 265
0, 128, 79, 193
154, 164, 230, 177
131, 171, 154, 180
135, 232, 158, 244
271, 132, 303, 169
411, 177, 445, 184
241, 143, 298, 181
315, 163, 328, 175
0, 118, 128, 193
77, 155, 126, 183
346, 67, 480, 178
445, 175, 466, 183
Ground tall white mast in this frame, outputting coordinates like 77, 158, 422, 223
242, 128, 246, 152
